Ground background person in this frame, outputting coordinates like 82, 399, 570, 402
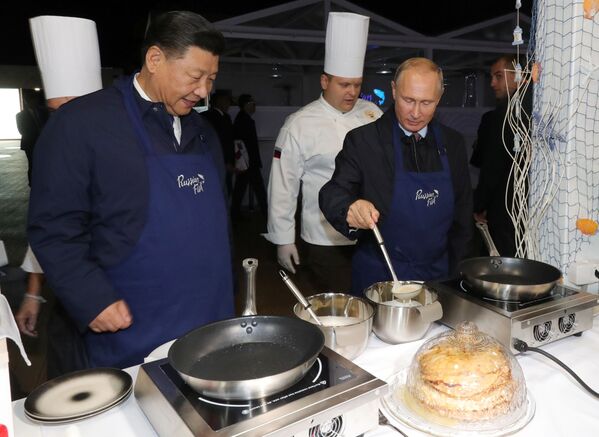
471, 54, 531, 257
263, 12, 382, 293
28, 11, 234, 369
320, 58, 472, 295
202, 89, 235, 196
15, 90, 48, 186
231, 93, 268, 219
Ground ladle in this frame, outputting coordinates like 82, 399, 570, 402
372, 224, 422, 300
279, 270, 323, 326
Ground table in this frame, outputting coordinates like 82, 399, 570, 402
12, 317, 599, 436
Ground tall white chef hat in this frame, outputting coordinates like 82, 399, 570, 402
324, 12, 370, 78
30, 15, 102, 100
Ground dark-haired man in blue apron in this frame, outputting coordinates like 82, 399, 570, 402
28, 12, 234, 369
320, 58, 472, 294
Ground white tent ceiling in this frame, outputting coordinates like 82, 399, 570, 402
214, 0, 531, 76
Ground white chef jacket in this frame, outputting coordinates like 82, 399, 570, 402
265, 96, 382, 246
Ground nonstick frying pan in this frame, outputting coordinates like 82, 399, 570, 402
168, 259, 325, 400
459, 223, 562, 301
168, 315, 324, 400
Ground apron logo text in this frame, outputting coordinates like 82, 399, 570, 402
415, 189, 439, 207
177, 173, 205, 195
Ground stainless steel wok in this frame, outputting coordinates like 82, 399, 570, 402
459, 223, 562, 301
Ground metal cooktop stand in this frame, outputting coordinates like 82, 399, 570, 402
135, 347, 387, 437
429, 280, 599, 354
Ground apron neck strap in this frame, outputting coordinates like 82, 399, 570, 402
118, 75, 154, 156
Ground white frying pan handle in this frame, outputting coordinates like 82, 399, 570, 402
475, 222, 501, 257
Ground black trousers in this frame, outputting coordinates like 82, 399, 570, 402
487, 215, 517, 257
46, 300, 89, 378
231, 167, 267, 215
302, 242, 355, 294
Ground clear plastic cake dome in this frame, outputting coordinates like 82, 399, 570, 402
381, 321, 533, 435
408, 322, 527, 428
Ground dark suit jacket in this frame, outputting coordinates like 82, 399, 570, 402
319, 108, 473, 275
472, 90, 532, 256
234, 110, 261, 169
202, 107, 235, 167
16, 105, 49, 153
16, 105, 49, 185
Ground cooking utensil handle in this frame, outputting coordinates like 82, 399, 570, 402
475, 222, 501, 257
242, 258, 259, 316
279, 270, 323, 326
372, 224, 399, 283
372, 223, 384, 245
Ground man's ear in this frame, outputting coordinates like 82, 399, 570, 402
437, 87, 445, 102
320, 73, 330, 91
144, 45, 164, 73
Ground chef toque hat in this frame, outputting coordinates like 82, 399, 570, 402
324, 12, 370, 78
30, 15, 102, 99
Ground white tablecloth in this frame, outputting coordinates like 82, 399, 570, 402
12, 317, 599, 437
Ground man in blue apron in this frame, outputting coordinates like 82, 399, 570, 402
28, 11, 234, 369
320, 58, 473, 295
16, 15, 104, 377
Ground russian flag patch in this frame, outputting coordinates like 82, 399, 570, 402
273, 147, 282, 159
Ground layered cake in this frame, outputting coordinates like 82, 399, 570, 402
406, 322, 525, 422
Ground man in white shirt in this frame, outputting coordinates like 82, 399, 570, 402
264, 12, 382, 292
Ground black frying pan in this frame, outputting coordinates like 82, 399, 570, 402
168, 315, 324, 400
459, 223, 562, 301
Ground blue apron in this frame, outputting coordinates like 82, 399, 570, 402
84, 78, 234, 368
351, 122, 454, 295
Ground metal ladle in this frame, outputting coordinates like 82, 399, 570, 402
372, 224, 422, 300
279, 270, 323, 326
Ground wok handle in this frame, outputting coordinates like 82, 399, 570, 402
242, 258, 259, 316
475, 222, 501, 257
279, 270, 323, 326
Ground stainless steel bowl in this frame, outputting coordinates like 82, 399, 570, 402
293, 293, 374, 360
364, 281, 443, 344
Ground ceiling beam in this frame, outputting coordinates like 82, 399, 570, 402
438, 13, 530, 39
215, 0, 321, 26
220, 56, 323, 66
218, 26, 528, 53
333, 0, 423, 36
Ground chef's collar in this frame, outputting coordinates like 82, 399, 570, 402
318, 94, 359, 116
397, 121, 427, 139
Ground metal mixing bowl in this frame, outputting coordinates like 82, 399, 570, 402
293, 293, 374, 360
364, 281, 443, 344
